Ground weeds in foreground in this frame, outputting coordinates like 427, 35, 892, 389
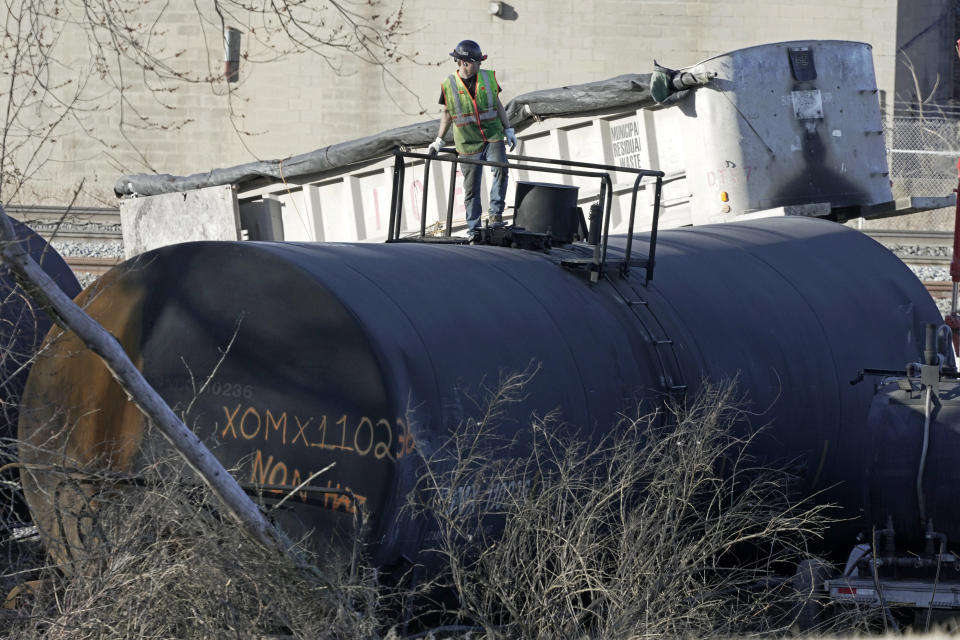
409, 379, 872, 638
1, 380, 877, 638
2, 459, 380, 639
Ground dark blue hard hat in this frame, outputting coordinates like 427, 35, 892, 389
450, 40, 487, 62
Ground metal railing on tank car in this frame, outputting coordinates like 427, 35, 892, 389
387, 148, 665, 283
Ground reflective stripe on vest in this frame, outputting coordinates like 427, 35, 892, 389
441, 69, 505, 154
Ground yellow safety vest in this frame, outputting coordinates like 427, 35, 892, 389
441, 69, 505, 154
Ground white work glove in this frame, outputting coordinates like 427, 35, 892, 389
505, 127, 517, 152
428, 136, 444, 154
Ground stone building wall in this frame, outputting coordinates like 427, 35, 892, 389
13, 0, 905, 207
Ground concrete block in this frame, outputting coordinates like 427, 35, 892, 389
120, 185, 240, 259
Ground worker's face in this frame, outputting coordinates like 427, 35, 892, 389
458, 58, 480, 79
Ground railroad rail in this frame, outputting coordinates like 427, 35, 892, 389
860, 231, 953, 273
865, 230, 954, 247
66, 256, 122, 276
7, 206, 123, 279
924, 281, 954, 297
4, 204, 120, 227
900, 255, 951, 267
36, 229, 122, 241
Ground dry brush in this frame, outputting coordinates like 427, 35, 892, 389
0, 369, 880, 638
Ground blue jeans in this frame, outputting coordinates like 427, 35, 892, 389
460, 141, 507, 233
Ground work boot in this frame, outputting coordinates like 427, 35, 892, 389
488, 214, 504, 227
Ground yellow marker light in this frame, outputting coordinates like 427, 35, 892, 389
720, 191, 729, 202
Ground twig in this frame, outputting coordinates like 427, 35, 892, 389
271, 463, 335, 512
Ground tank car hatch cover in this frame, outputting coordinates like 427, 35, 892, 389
514, 182, 581, 244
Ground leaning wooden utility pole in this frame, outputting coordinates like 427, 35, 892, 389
0, 204, 317, 575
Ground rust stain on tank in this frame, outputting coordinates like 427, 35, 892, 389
18, 268, 147, 568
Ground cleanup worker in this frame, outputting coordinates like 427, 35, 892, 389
428, 40, 517, 237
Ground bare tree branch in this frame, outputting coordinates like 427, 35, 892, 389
0, 0, 424, 204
